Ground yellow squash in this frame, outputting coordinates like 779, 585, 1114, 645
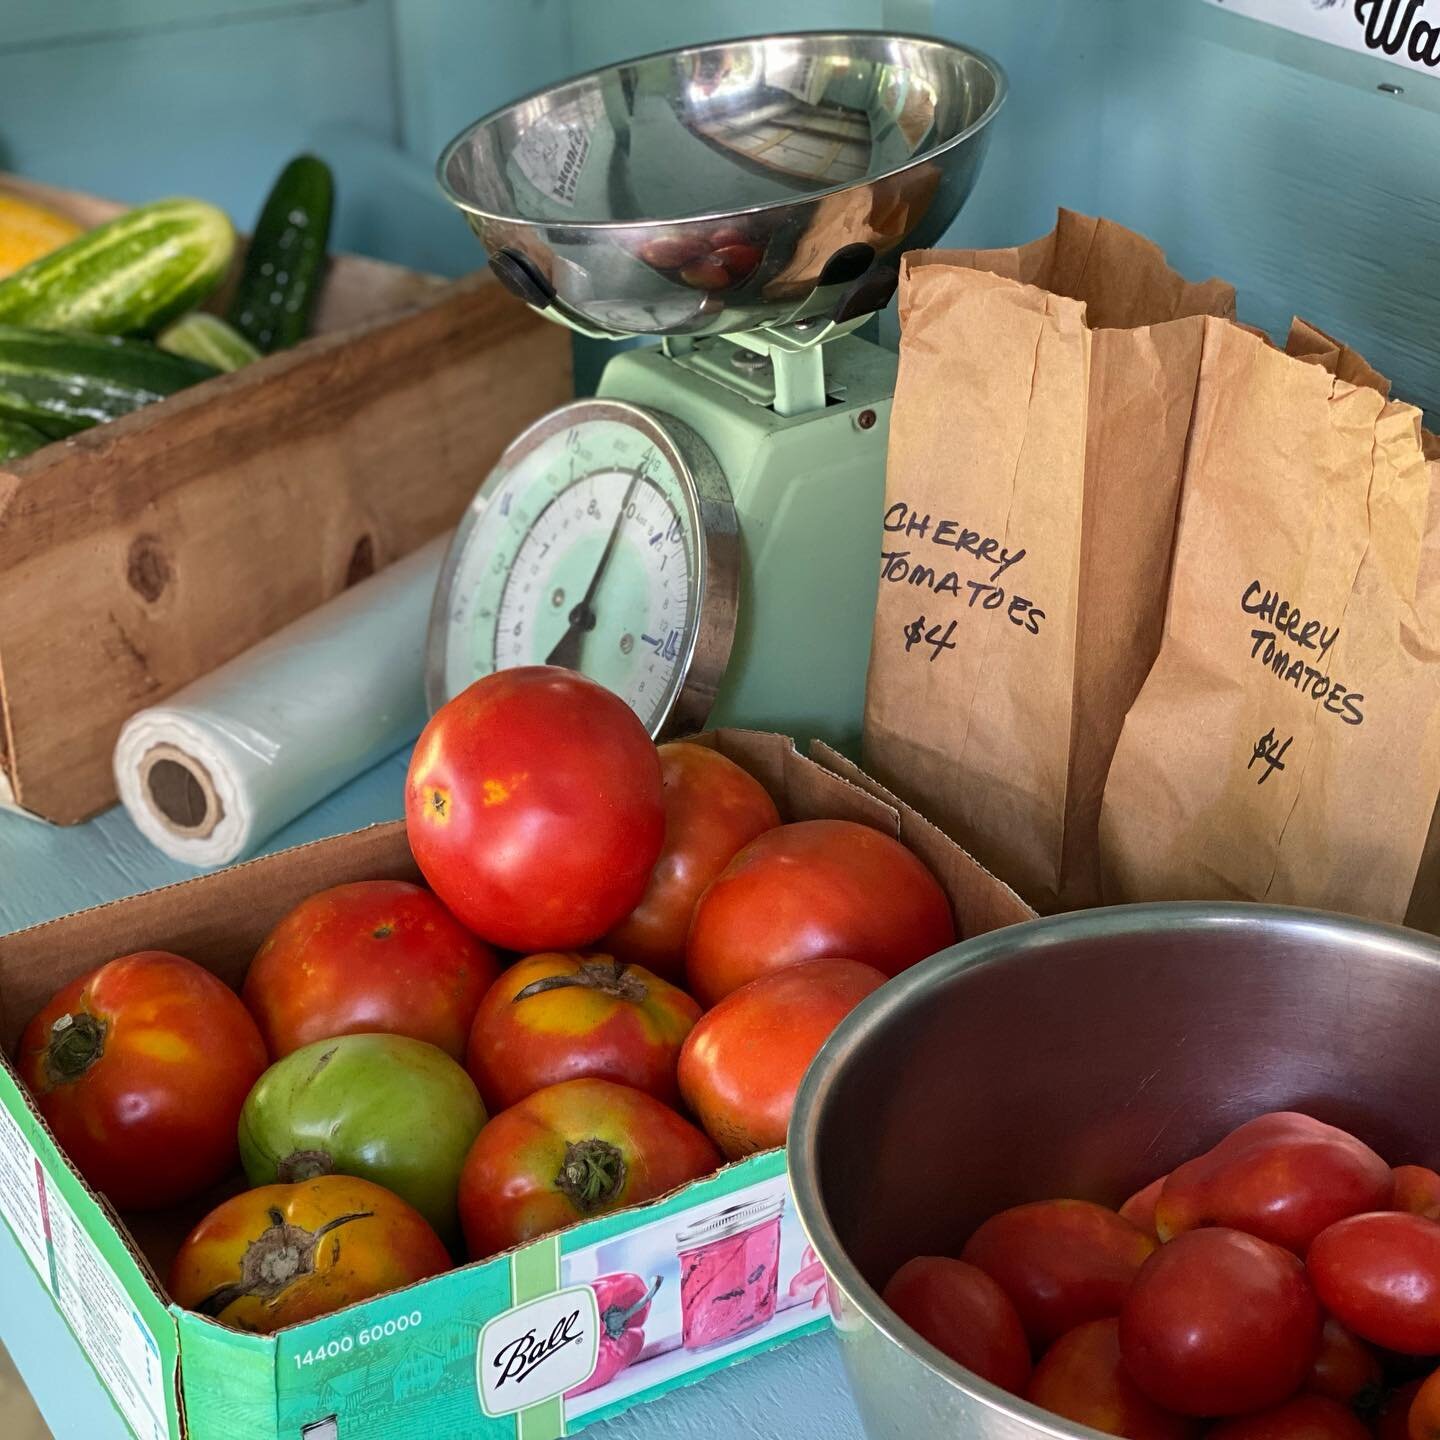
0, 192, 84, 278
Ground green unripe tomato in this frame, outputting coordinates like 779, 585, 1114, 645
238, 1033, 486, 1244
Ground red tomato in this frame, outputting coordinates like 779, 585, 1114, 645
167, 1175, 449, 1333
1308, 1212, 1440, 1354
1379, 1383, 1426, 1440
1120, 1176, 1167, 1237
677, 256, 734, 290
685, 819, 955, 1007
20, 951, 267, 1210
601, 743, 780, 982
707, 225, 751, 249
881, 1256, 1031, 1394
677, 958, 887, 1160
457, 1078, 720, 1259
405, 667, 664, 952
636, 234, 710, 270
465, 953, 700, 1111
1304, 1318, 1383, 1406
1118, 1228, 1321, 1417
242, 880, 499, 1060
712, 243, 762, 279
1028, 1319, 1197, 1440
1208, 1395, 1370, 1440
1392, 1166, 1440, 1219
1155, 1112, 1392, 1254
961, 1199, 1155, 1349
1409, 1369, 1440, 1440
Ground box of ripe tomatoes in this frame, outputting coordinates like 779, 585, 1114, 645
0, 730, 1033, 1440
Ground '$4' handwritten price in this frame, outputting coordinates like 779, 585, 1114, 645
1249, 728, 1293, 787
904, 616, 959, 663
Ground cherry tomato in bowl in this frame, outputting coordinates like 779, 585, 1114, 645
678, 958, 887, 1160
242, 880, 498, 1060
601, 743, 779, 982
960, 1199, 1155, 1349
20, 950, 268, 1210
1379, 1381, 1426, 1440
1118, 1227, 1321, 1417
1028, 1319, 1197, 1440
465, 952, 700, 1111
1304, 1318, 1383, 1407
1208, 1394, 1370, 1440
1308, 1211, 1440, 1354
406, 667, 664, 952
1392, 1165, 1440, 1219
1119, 1176, 1166, 1237
685, 819, 955, 1007
1155, 1112, 1392, 1253
458, 1078, 720, 1259
881, 1256, 1031, 1394
1409, 1369, 1440, 1440
167, 1175, 449, 1333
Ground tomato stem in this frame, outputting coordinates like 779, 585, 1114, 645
45, 1012, 107, 1084
191, 1208, 373, 1318
556, 1138, 628, 1212
276, 1149, 335, 1183
513, 958, 648, 1006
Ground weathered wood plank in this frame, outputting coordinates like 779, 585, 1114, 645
0, 179, 570, 823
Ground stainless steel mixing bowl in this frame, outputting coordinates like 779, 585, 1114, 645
789, 902, 1440, 1440
438, 31, 1006, 339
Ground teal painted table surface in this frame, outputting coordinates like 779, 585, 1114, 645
0, 746, 864, 1440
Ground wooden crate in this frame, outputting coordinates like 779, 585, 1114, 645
0, 176, 572, 824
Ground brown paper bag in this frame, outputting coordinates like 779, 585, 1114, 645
863, 210, 1236, 912
1100, 317, 1440, 922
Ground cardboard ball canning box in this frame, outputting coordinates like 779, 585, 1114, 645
0, 174, 573, 828
0, 730, 1033, 1440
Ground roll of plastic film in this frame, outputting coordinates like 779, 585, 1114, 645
114, 535, 448, 867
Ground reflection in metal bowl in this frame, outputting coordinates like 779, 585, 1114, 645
438, 31, 1006, 339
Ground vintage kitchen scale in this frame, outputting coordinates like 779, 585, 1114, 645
429, 31, 1006, 748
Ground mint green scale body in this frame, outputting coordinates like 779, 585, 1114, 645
596, 333, 898, 754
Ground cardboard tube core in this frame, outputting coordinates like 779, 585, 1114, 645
140, 745, 223, 838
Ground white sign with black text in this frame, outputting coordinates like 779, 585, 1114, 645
1204, 0, 1440, 76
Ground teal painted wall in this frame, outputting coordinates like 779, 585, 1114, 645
1, 0, 1436, 411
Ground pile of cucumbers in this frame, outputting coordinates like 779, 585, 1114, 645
0, 155, 333, 462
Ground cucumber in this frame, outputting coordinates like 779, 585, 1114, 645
0, 414, 48, 461
0, 325, 218, 438
228, 155, 334, 353
0, 198, 234, 337
158, 311, 260, 371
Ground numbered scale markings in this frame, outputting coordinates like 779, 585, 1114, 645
427, 400, 737, 737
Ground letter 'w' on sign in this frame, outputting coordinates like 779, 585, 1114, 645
1201, 0, 1440, 78
476, 1238, 599, 1427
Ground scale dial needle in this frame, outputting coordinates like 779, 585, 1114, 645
546, 469, 644, 669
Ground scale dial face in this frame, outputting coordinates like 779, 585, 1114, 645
428, 399, 737, 736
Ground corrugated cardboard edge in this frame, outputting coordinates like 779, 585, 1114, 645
0, 822, 418, 1050
0, 728, 1037, 1437
808, 742, 1036, 937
